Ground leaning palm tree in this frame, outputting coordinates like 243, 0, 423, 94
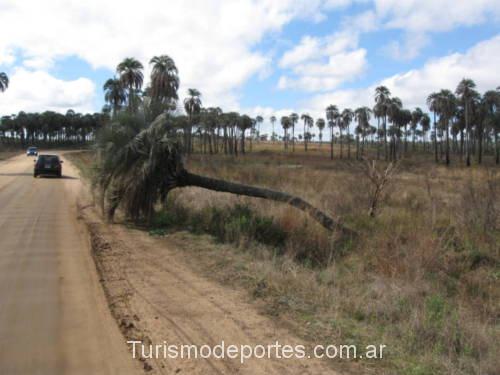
96, 113, 354, 235
117, 58, 144, 113
103, 78, 127, 116
0, 72, 9, 93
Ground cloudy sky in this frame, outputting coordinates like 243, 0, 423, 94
1, 0, 500, 134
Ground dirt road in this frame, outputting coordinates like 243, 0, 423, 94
0, 152, 340, 375
0, 153, 139, 375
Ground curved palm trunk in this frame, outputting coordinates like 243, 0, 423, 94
179, 172, 355, 236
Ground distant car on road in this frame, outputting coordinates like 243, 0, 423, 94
34, 154, 63, 178
26, 147, 38, 156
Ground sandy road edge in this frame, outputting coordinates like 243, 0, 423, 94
77, 207, 157, 374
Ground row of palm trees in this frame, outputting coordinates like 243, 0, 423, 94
99, 57, 500, 166
103, 55, 179, 120
104, 57, 263, 155
275, 80, 499, 165
1, 71, 106, 146
1, 110, 107, 146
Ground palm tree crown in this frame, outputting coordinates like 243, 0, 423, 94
117, 58, 144, 112
149, 55, 179, 104
0, 72, 9, 92
103, 78, 127, 116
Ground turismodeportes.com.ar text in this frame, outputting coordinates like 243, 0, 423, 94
128, 340, 387, 364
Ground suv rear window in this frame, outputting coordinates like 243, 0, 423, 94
37, 155, 59, 163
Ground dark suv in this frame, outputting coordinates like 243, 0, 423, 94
34, 154, 63, 178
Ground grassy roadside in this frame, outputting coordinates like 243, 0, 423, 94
68, 150, 499, 375
0, 150, 20, 161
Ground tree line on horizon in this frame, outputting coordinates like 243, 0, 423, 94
1, 61, 499, 165
279, 81, 500, 166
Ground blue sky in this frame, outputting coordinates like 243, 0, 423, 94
1, 0, 500, 134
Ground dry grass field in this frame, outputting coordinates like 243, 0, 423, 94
69, 143, 499, 375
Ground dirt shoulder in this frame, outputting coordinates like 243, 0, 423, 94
77, 194, 342, 374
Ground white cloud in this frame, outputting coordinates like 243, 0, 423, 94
278, 30, 367, 92
0, 0, 342, 112
0, 68, 95, 114
246, 34, 500, 137
383, 32, 429, 61
374, 0, 500, 59
307, 34, 500, 113
375, 0, 500, 33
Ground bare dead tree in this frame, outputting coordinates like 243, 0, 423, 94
356, 159, 399, 218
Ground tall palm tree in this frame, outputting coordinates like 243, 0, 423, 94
289, 113, 298, 152
183, 89, 202, 153
255, 115, 263, 141
103, 78, 126, 116
149, 55, 179, 116
341, 108, 354, 159
280, 116, 291, 150
387, 97, 403, 160
437, 90, 457, 165
270, 115, 277, 142
326, 105, 339, 160
300, 113, 313, 152
316, 118, 325, 148
375, 86, 391, 160
483, 90, 500, 164
354, 107, 372, 159
456, 78, 477, 166
410, 107, 423, 152
373, 102, 384, 159
420, 113, 431, 151
0, 72, 9, 93
238, 115, 253, 154
427, 92, 440, 163
117, 58, 144, 112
